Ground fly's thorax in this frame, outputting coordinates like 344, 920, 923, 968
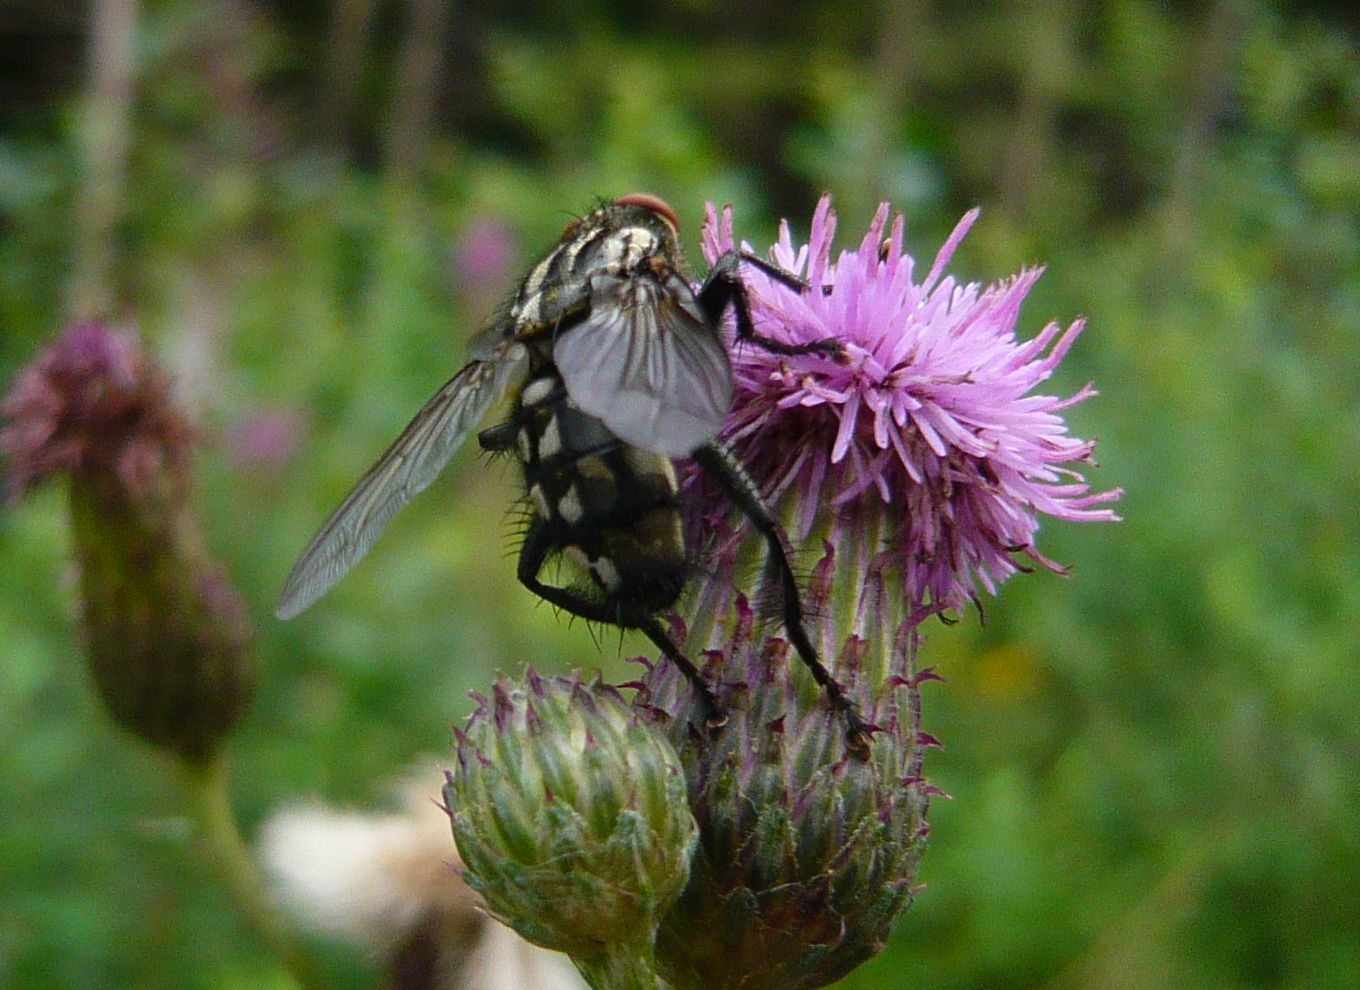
511, 202, 683, 332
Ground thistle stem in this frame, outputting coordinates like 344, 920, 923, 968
179, 751, 327, 990
572, 940, 674, 990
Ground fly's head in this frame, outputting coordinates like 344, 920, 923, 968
552, 194, 686, 279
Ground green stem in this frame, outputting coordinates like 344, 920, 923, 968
572, 939, 673, 990
179, 751, 327, 990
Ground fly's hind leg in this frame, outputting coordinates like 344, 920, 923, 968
693, 440, 871, 758
516, 520, 724, 726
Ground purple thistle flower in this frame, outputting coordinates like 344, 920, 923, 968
1, 322, 255, 760
633, 196, 1121, 990
701, 196, 1121, 613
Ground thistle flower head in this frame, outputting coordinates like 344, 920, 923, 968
701, 196, 1121, 612
446, 670, 696, 988
640, 605, 930, 990
1, 322, 254, 760
625, 196, 1121, 989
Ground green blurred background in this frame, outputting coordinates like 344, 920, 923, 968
2, 1, 1358, 987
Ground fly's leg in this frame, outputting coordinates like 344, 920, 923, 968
516, 520, 725, 727
478, 421, 519, 454
694, 440, 871, 758
699, 250, 844, 360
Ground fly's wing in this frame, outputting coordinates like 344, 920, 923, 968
552, 271, 733, 457
275, 340, 529, 619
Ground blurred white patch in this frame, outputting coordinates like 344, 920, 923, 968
462, 918, 586, 990
259, 768, 587, 990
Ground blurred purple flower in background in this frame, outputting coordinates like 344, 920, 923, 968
1, 321, 193, 503
451, 216, 518, 309
226, 407, 305, 477
1, 321, 255, 760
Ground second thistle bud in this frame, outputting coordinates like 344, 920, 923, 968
1, 323, 256, 761
446, 670, 696, 989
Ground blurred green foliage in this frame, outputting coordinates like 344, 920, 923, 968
2, 1, 1358, 988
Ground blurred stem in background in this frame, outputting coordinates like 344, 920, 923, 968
69, 0, 137, 322
181, 752, 328, 990
322, 0, 380, 150
996, 0, 1073, 228
385, 0, 453, 178
1158, 0, 1245, 261
839, 0, 923, 223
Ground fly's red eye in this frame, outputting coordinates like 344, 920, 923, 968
614, 193, 680, 232
560, 217, 584, 239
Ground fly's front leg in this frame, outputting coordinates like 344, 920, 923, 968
699, 250, 844, 361
693, 440, 871, 758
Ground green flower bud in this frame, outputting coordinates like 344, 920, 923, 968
1, 324, 256, 761
446, 670, 696, 990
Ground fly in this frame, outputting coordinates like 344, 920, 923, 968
276, 194, 869, 754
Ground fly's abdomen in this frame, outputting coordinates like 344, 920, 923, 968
515, 368, 687, 614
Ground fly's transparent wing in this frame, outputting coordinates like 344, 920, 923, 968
275, 340, 529, 619
553, 271, 732, 457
